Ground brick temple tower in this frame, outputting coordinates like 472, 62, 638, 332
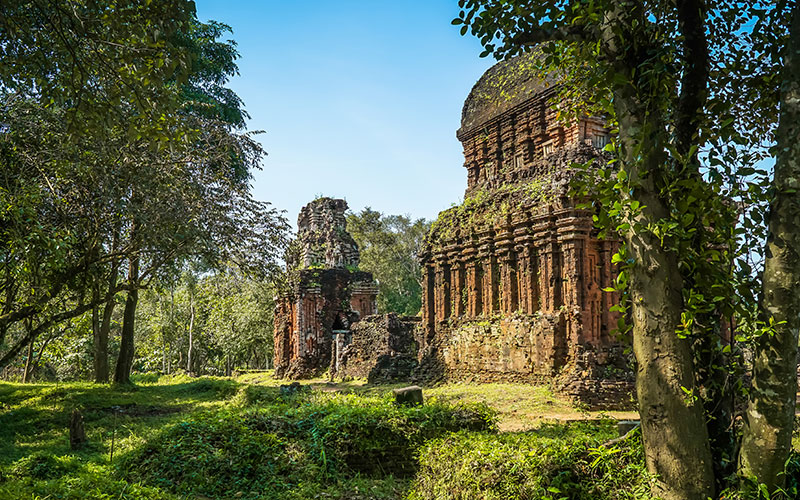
417, 53, 632, 407
273, 198, 378, 379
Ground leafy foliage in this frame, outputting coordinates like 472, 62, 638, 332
346, 208, 430, 316
0, 1, 289, 381
122, 391, 495, 498
134, 266, 276, 377
409, 424, 651, 500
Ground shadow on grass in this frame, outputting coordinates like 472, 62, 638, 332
0, 376, 241, 465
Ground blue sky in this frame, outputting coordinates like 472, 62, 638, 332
194, 1, 495, 228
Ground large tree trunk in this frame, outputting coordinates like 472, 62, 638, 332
739, 2, 800, 491
114, 257, 139, 384
91, 281, 103, 383
95, 267, 119, 383
94, 290, 116, 383
95, 231, 120, 383
623, 192, 715, 500
604, 4, 715, 497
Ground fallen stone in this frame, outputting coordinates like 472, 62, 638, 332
279, 381, 311, 397
393, 386, 423, 407
69, 408, 87, 450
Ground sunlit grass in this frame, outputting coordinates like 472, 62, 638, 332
0, 375, 238, 466
233, 373, 639, 431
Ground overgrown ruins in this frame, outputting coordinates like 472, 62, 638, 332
274, 54, 633, 408
416, 53, 633, 407
273, 198, 417, 381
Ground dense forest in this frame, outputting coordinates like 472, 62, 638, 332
1, 1, 800, 499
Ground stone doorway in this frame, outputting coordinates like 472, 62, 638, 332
330, 312, 351, 378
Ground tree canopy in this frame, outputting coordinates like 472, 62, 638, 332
346, 208, 430, 316
0, 0, 288, 383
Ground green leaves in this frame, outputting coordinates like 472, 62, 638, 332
346, 209, 430, 316
0, 2, 289, 371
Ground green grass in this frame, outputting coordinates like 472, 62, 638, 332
232, 374, 638, 431
0, 374, 242, 499
0, 374, 495, 499
0, 374, 235, 464
409, 423, 652, 500
10, 372, 796, 499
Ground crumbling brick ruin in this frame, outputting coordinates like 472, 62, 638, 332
274, 198, 419, 381
417, 53, 633, 408
273, 198, 379, 379
339, 314, 419, 383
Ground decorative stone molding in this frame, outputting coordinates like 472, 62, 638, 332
417, 53, 632, 408
274, 198, 378, 379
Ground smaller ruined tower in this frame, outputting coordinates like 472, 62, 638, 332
274, 198, 378, 379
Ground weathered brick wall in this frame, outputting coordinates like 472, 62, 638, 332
436, 314, 566, 380
417, 52, 633, 409
274, 198, 379, 380
558, 345, 635, 410
339, 314, 419, 383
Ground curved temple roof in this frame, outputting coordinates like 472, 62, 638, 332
458, 51, 555, 137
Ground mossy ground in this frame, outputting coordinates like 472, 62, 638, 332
0, 374, 492, 499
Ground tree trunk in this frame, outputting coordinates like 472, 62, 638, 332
94, 269, 117, 383
162, 337, 167, 374
114, 257, 139, 384
91, 279, 102, 383
91, 300, 100, 376
624, 213, 714, 500
31, 328, 55, 379
22, 324, 35, 383
186, 296, 194, 374
95, 294, 115, 383
604, 4, 714, 495
739, 2, 800, 491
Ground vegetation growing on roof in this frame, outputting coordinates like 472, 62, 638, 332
427, 176, 553, 246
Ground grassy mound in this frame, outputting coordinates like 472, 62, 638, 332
408, 422, 651, 500
122, 392, 497, 499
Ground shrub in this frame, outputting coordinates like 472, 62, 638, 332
123, 409, 302, 499
720, 451, 800, 499
247, 394, 498, 477
408, 422, 652, 500
175, 377, 239, 398
122, 393, 497, 498
233, 384, 283, 406
1, 464, 178, 499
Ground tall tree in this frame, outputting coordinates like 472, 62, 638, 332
0, 3, 289, 383
0, 0, 197, 358
454, 0, 792, 497
739, 0, 800, 491
346, 209, 430, 316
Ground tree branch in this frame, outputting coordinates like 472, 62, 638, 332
0, 281, 129, 369
675, 0, 710, 156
